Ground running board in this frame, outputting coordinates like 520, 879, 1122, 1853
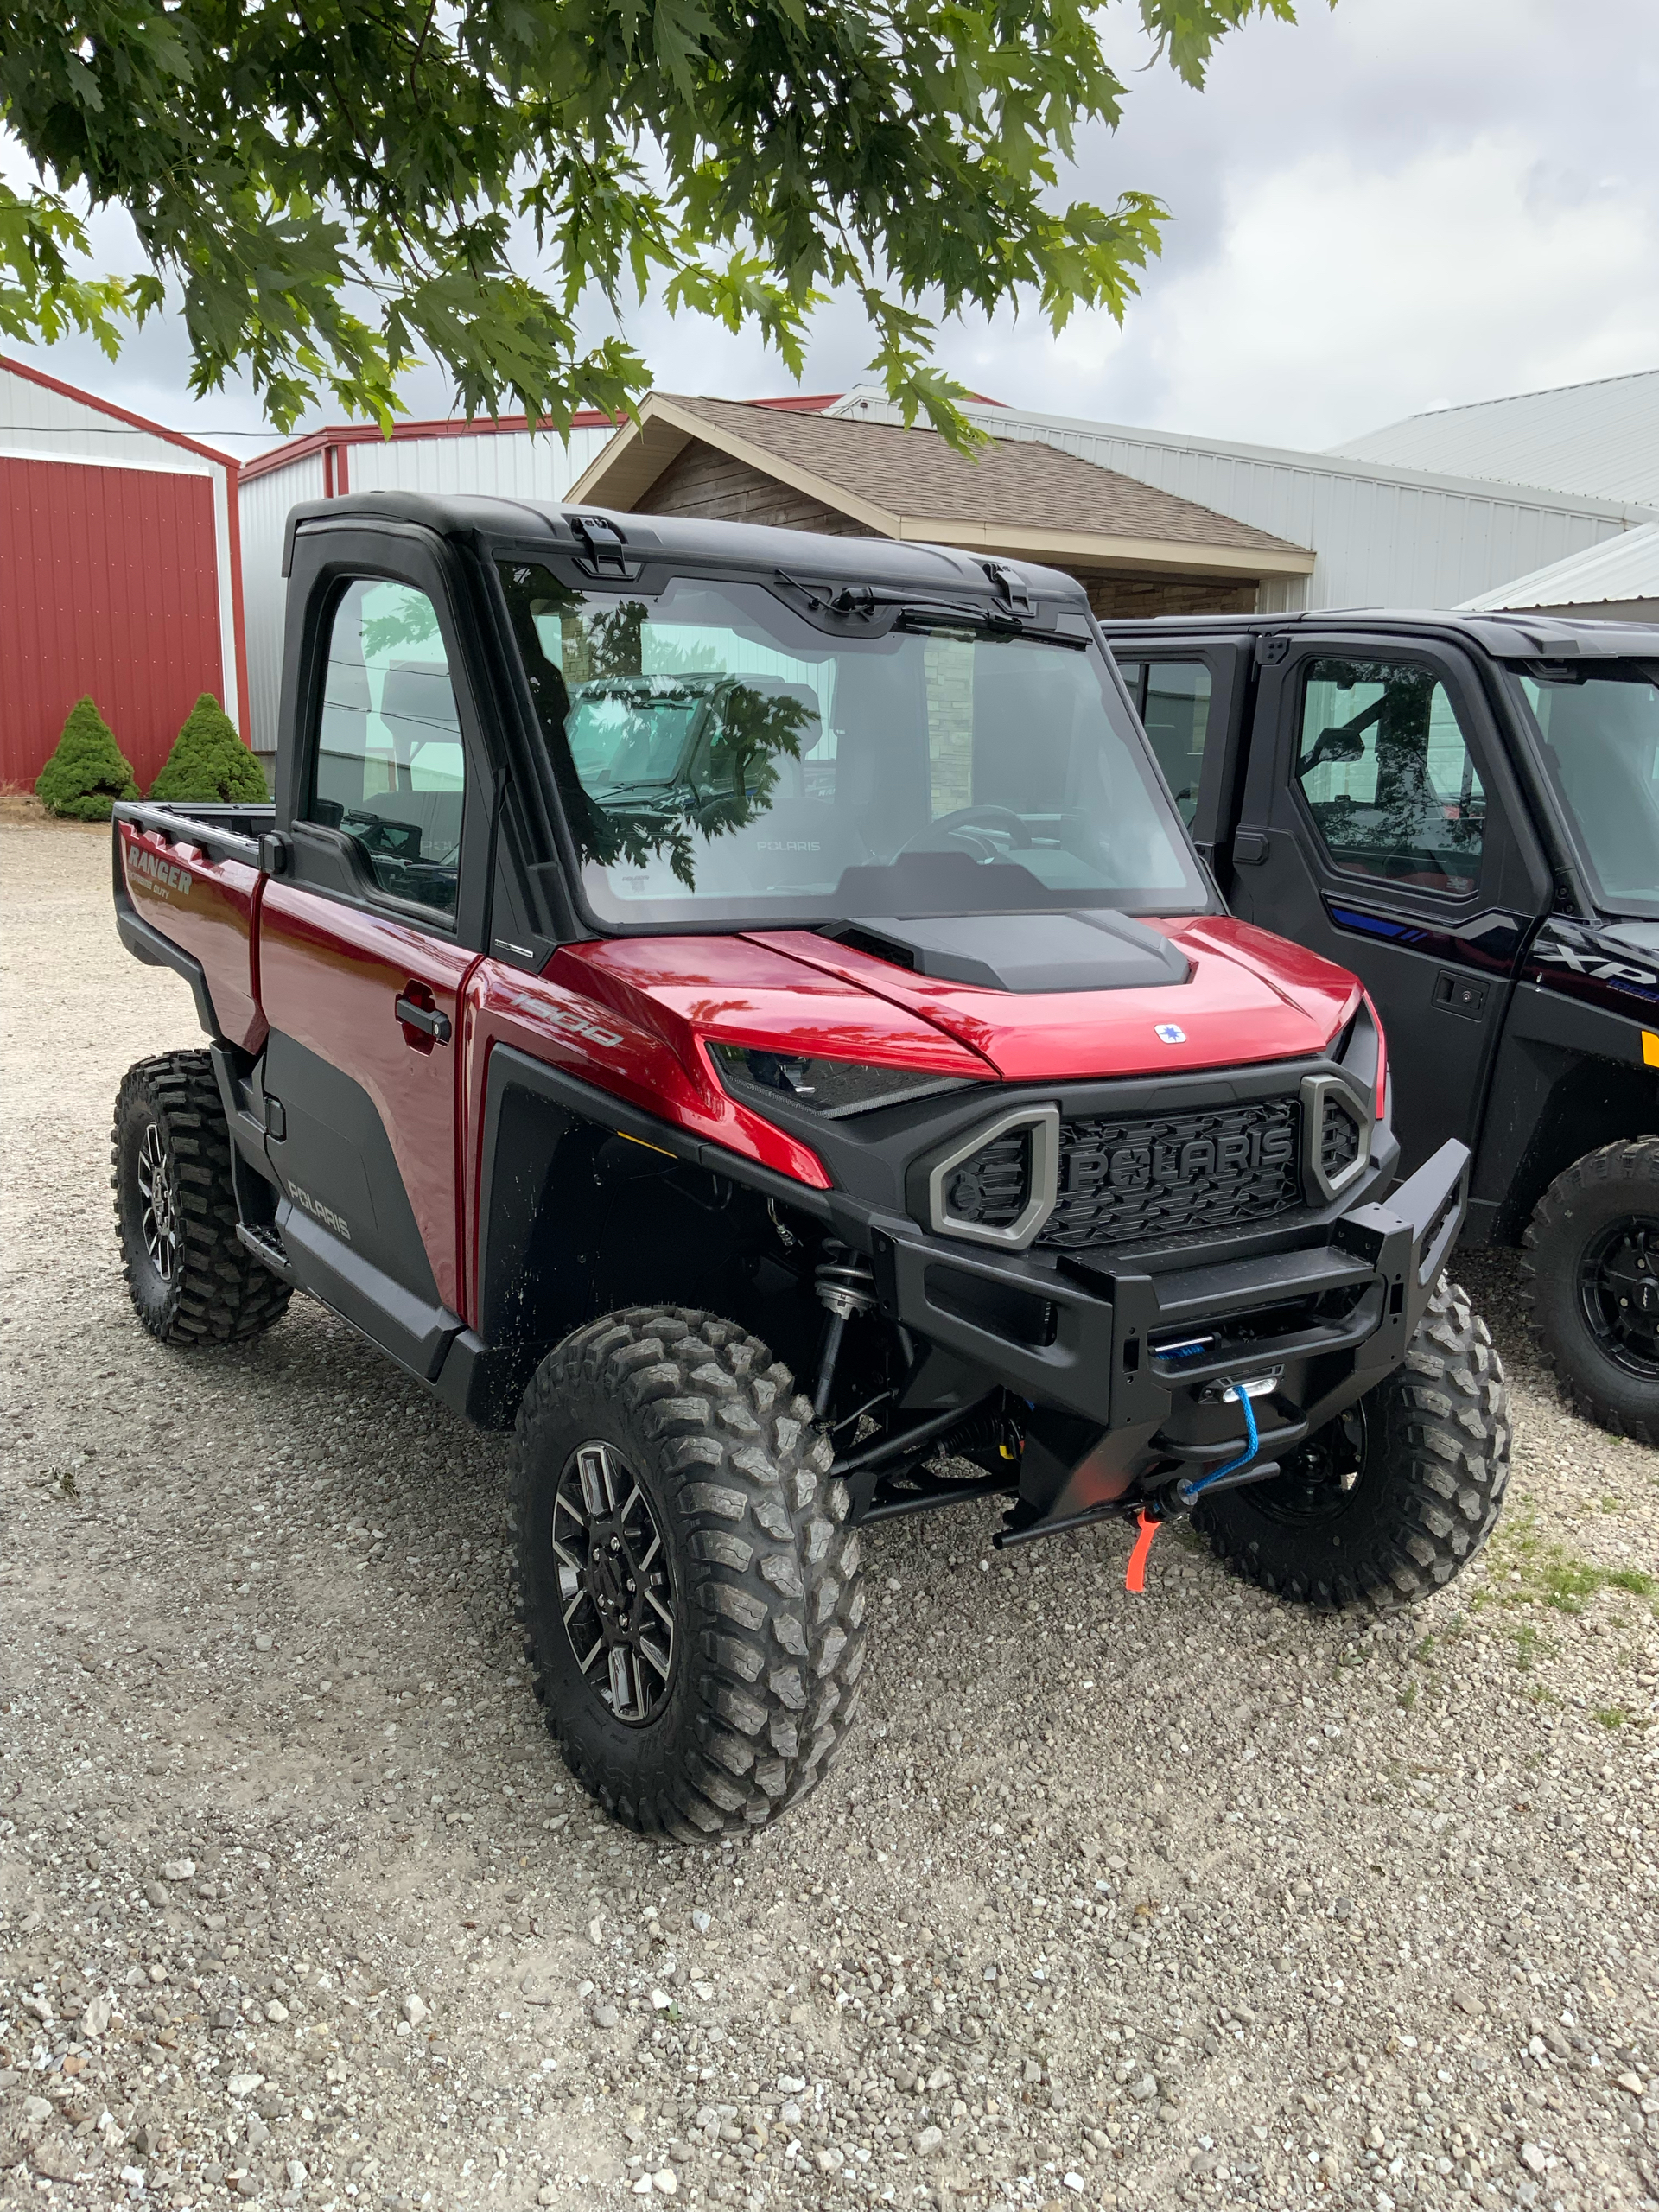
237, 1221, 296, 1282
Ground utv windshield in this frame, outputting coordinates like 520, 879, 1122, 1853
1513, 664, 1659, 918
497, 568, 1207, 926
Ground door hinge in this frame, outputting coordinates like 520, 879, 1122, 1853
1254, 634, 1290, 665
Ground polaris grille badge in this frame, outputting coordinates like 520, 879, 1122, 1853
1154, 1023, 1186, 1044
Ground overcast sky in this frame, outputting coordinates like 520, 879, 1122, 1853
9, 0, 1657, 458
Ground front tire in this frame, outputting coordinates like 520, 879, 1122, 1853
1195, 1279, 1510, 1611
510, 1308, 866, 1837
111, 1052, 292, 1345
1522, 1139, 1659, 1445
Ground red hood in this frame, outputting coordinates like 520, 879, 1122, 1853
551, 914, 1360, 1091
741, 917, 1360, 1081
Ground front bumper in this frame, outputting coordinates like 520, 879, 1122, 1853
856, 1138, 1470, 1529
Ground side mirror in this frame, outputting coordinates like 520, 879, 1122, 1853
1299, 726, 1368, 777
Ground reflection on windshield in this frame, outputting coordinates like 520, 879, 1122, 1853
497, 565, 1206, 925
1517, 667, 1659, 917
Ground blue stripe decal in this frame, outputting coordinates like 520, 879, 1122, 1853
1328, 906, 1427, 944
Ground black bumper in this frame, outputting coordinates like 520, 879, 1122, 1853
860, 1139, 1470, 1524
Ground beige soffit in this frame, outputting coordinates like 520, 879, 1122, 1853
568, 394, 1316, 580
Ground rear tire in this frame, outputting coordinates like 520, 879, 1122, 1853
1195, 1279, 1510, 1611
510, 1308, 866, 1837
111, 1052, 291, 1345
1521, 1139, 1659, 1446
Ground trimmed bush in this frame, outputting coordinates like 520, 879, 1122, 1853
35, 696, 139, 820
149, 693, 269, 804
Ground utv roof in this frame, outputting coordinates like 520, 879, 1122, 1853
283, 488, 1090, 607
1093, 605, 1659, 661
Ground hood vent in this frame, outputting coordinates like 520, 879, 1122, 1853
831, 910, 1191, 995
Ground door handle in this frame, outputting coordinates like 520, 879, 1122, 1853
395, 993, 452, 1045
1233, 830, 1269, 866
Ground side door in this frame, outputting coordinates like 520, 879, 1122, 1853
1109, 641, 1253, 876
259, 531, 492, 1376
1226, 637, 1552, 1174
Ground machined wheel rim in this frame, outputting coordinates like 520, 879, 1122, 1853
1578, 1214, 1659, 1380
1244, 1404, 1369, 1525
137, 1122, 178, 1283
552, 1441, 676, 1725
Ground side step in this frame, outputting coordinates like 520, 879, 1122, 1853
237, 1221, 296, 1282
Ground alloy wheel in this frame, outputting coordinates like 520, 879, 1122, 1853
551, 1441, 676, 1724
1578, 1215, 1659, 1380
137, 1122, 177, 1283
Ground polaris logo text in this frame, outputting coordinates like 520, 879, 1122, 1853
1070, 1123, 1297, 1195
128, 845, 193, 899
285, 1182, 351, 1241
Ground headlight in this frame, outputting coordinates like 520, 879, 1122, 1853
707, 1042, 978, 1120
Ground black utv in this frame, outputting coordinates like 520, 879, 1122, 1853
1102, 608, 1659, 1441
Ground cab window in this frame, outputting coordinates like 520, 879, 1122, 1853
1296, 657, 1484, 896
308, 580, 467, 918
1116, 658, 1212, 824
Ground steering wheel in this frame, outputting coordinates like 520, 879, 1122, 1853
897, 805, 1033, 861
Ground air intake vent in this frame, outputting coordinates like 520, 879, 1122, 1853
1300, 1074, 1371, 1201
926, 1107, 1061, 1250
1320, 1092, 1363, 1183
944, 1127, 1030, 1229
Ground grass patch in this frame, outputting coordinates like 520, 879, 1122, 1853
1511, 1622, 1554, 1673
1594, 1707, 1628, 1729
1477, 1506, 1656, 1616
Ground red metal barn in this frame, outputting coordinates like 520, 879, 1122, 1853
1, 356, 247, 793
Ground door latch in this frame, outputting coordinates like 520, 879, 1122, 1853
1433, 970, 1488, 1021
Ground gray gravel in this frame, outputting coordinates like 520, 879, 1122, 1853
3, 816, 1657, 2212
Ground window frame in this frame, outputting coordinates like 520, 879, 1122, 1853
278, 529, 497, 951
1285, 647, 1492, 906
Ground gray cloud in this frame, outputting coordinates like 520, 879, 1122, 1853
8, 0, 1656, 455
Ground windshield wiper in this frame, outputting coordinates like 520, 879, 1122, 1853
775, 571, 1020, 628
773, 569, 1086, 645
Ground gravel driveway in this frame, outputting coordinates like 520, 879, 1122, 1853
2, 817, 1656, 2212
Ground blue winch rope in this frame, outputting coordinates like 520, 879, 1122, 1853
1182, 1384, 1259, 1501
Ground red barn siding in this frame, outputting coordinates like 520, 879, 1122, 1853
0, 456, 225, 791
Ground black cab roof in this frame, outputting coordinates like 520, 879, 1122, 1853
1095, 605, 1659, 661
283, 489, 1089, 613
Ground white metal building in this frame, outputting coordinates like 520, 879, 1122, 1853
237, 378, 1659, 769
1329, 369, 1659, 506
1461, 519, 1659, 623
238, 414, 615, 761
829, 387, 1658, 614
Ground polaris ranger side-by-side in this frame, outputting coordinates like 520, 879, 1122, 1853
108, 498, 1509, 1840
1103, 611, 1659, 1444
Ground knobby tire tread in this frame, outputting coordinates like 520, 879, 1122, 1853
1195, 1279, 1510, 1613
510, 1308, 866, 1840
1520, 1137, 1659, 1447
111, 1051, 291, 1345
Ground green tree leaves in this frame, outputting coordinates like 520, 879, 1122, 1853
0, 0, 1309, 447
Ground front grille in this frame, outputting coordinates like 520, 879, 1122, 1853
941, 1096, 1305, 1252
1044, 1096, 1303, 1249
